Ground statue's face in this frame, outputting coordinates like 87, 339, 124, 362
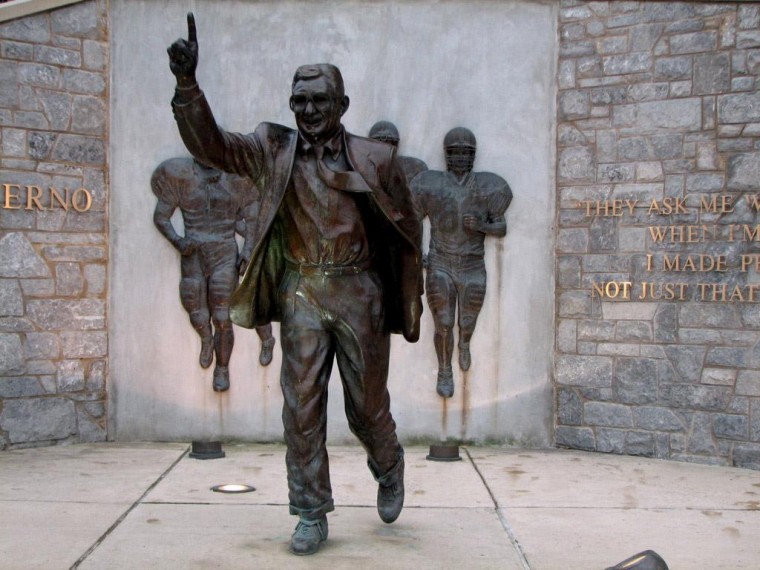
445, 146, 475, 177
290, 76, 347, 145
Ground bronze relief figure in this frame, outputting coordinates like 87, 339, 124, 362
410, 127, 512, 398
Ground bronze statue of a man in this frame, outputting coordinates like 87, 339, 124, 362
167, 14, 422, 556
411, 127, 512, 398
368, 121, 427, 184
151, 157, 276, 392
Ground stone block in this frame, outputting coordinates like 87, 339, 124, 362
577, 320, 615, 342
679, 304, 741, 328
633, 406, 685, 432
559, 90, 590, 120
665, 19, 705, 35
556, 355, 612, 387
625, 431, 655, 457
0, 13, 50, 42
51, 1, 102, 39
727, 152, 760, 191
18, 62, 61, 89
26, 299, 104, 331
57, 359, 85, 393
752, 400, 760, 442
618, 137, 650, 160
560, 40, 595, 58
739, 4, 760, 29
1, 376, 46, 399
686, 412, 716, 454
685, 172, 724, 192
597, 36, 627, 55
597, 163, 634, 183
719, 92, 760, 124
736, 370, 760, 397
615, 321, 652, 342
55, 262, 84, 296
0, 397, 76, 443
590, 86, 628, 106
84, 400, 105, 418
0, 279, 23, 317
596, 428, 625, 453
693, 53, 730, 95
614, 357, 658, 404
557, 387, 582, 425
24, 332, 60, 360
77, 408, 106, 443
660, 385, 733, 412
0, 233, 50, 278
650, 134, 683, 159
87, 359, 106, 392
602, 53, 652, 76
83, 40, 107, 71
34, 45, 81, 68
732, 77, 756, 92
642, 2, 697, 23
636, 98, 702, 131
62, 69, 105, 95
701, 368, 736, 387
71, 96, 106, 135
0, 333, 24, 375
664, 346, 706, 382
28, 131, 57, 160
636, 161, 663, 182
61, 331, 107, 359
83, 264, 106, 296
559, 146, 595, 183
713, 413, 748, 440
558, 291, 592, 318
737, 31, 760, 49
733, 443, 760, 470
618, 227, 645, 252
597, 343, 639, 357
584, 401, 632, 428
51, 134, 105, 165
654, 56, 692, 81
37, 89, 72, 130
670, 31, 718, 54
2, 127, 26, 158
602, 302, 658, 321
557, 228, 588, 253
630, 24, 664, 52
705, 347, 746, 368
555, 426, 595, 451
558, 256, 581, 289
588, 217, 615, 251
653, 303, 676, 343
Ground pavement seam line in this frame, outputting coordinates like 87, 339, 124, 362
68, 445, 190, 570
464, 447, 532, 570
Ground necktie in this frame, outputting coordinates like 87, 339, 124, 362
314, 146, 372, 194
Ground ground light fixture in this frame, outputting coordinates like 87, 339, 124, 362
210, 484, 256, 494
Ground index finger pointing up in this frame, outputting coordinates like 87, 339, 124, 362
187, 12, 197, 44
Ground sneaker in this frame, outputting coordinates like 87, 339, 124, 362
436, 367, 454, 398
377, 458, 404, 524
289, 517, 328, 556
259, 337, 275, 366
212, 365, 229, 392
458, 345, 471, 371
199, 335, 214, 369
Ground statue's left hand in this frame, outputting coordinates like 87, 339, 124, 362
463, 213, 481, 234
167, 12, 198, 83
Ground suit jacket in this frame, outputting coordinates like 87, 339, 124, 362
172, 88, 423, 341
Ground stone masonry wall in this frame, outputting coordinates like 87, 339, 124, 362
0, 1, 108, 448
556, 1, 760, 469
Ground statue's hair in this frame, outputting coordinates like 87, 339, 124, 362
292, 64, 344, 97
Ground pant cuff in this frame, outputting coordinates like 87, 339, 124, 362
289, 498, 334, 520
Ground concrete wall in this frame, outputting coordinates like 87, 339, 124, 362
0, 0, 109, 448
109, 0, 557, 445
555, 0, 760, 469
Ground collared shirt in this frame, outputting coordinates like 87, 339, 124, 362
279, 128, 371, 266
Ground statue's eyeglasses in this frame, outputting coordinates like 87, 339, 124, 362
290, 93, 337, 112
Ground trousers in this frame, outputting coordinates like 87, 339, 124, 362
278, 267, 404, 519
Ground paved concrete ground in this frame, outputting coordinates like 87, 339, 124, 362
1, 443, 758, 569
